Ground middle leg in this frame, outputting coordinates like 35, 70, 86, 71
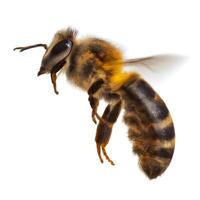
88, 79, 104, 124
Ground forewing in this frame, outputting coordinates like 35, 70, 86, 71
122, 54, 187, 81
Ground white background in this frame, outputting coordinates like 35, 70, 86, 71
0, 0, 200, 199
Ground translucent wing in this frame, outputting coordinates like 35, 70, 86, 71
122, 54, 186, 70
121, 54, 187, 82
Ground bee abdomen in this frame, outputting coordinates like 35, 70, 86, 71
121, 78, 175, 179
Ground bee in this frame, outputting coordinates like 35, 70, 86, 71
14, 27, 175, 179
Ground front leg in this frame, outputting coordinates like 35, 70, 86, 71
87, 79, 104, 124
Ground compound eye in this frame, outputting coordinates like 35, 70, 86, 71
50, 39, 72, 56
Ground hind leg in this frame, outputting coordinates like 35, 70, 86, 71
95, 100, 122, 165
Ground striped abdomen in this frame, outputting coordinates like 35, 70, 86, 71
121, 78, 175, 179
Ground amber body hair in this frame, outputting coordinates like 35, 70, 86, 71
66, 36, 175, 179
14, 28, 175, 179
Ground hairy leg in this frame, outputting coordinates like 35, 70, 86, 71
95, 100, 122, 165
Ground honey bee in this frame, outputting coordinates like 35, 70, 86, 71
14, 27, 176, 179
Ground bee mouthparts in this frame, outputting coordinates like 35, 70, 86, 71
37, 67, 46, 76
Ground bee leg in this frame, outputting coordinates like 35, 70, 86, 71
88, 96, 100, 124
50, 72, 59, 95
95, 100, 122, 165
88, 79, 104, 124
96, 143, 104, 163
13, 44, 48, 52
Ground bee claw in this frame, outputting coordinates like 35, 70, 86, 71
93, 119, 97, 124
55, 90, 59, 95
101, 146, 115, 165
92, 115, 97, 124
96, 144, 115, 166
96, 144, 104, 164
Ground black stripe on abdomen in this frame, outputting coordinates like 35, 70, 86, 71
122, 78, 170, 122
153, 148, 174, 159
148, 124, 175, 140
134, 145, 174, 159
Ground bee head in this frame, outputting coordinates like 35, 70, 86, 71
38, 27, 77, 76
